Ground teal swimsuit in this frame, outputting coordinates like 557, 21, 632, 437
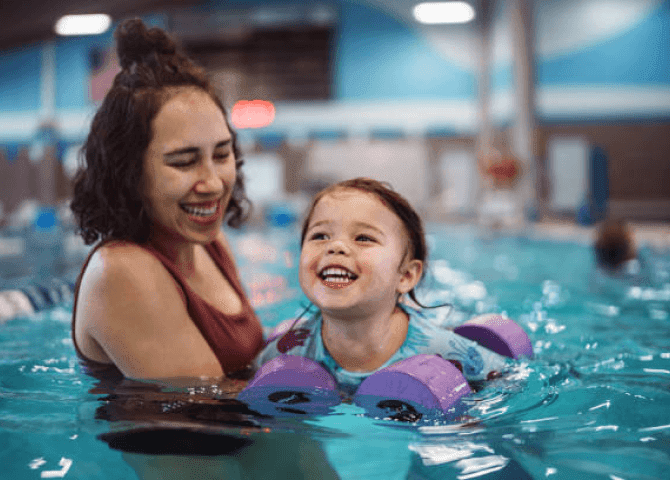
257, 304, 509, 393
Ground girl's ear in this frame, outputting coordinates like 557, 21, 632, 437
397, 259, 423, 294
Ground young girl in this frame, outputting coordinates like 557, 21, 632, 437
259, 178, 506, 392
257, 178, 510, 393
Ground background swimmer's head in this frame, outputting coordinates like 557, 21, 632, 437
594, 219, 636, 270
71, 18, 250, 245
300, 177, 428, 305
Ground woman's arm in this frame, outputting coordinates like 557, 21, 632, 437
75, 243, 223, 379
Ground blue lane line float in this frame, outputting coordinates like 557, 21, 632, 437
242, 315, 533, 421
0, 277, 75, 322
0, 289, 35, 322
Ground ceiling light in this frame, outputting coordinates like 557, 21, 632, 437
55, 14, 112, 36
413, 2, 476, 25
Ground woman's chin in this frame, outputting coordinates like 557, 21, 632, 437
191, 230, 220, 244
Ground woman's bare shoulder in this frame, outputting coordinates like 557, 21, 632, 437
96, 240, 159, 263
76, 242, 221, 378
79, 241, 184, 318
87, 241, 168, 282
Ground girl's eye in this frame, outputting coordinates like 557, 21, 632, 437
309, 232, 328, 241
356, 234, 375, 242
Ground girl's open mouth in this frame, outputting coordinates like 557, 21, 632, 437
319, 266, 358, 289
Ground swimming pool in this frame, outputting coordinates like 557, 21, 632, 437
1, 224, 669, 479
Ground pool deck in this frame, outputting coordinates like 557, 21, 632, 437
434, 217, 670, 250
531, 219, 670, 250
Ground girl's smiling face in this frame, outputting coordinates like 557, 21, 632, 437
299, 188, 422, 318
142, 88, 236, 246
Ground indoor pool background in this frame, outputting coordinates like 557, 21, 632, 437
1, 223, 669, 480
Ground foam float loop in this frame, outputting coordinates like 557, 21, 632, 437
454, 314, 534, 359
353, 354, 471, 421
245, 355, 337, 391
237, 355, 341, 417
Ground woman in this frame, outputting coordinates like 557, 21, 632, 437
70, 18, 264, 380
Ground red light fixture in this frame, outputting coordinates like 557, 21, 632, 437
231, 100, 276, 129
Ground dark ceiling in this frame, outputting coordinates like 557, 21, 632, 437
0, 0, 200, 51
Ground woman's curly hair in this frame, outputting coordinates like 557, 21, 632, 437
71, 18, 251, 245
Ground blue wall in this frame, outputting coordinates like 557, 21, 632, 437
334, 1, 475, 100
54, 35, 113, 110
0, 45, 42, 111
0, 15, 164, 115
0, 33, 115, 114
0, 0, 669, 142
0, 0, 476, 115
537, 1, 670, 87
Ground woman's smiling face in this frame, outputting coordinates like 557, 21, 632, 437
299, 188, 422, 318
142, 88, 236, 245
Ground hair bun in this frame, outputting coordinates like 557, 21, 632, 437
115, 18, 177, 70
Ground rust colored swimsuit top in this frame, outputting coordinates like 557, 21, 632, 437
71, 239, 264, 377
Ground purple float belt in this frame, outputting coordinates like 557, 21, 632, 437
243, 315, 532, 420
239, 354, 471, 421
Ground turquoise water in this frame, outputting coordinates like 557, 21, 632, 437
1, 224, 670, 479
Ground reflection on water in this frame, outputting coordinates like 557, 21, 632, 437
1, 225, 669, 479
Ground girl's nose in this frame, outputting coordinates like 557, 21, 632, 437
327, 239, 349, 255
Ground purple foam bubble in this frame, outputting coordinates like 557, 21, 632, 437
354, 354, 471, 418
454, 314, 533, 359
246, 355, 337, 391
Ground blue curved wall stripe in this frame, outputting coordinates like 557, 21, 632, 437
537, 2, 670, 86
334, 1, 475, 100
0, 46, 42, 111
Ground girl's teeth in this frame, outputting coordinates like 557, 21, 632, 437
324, 276, 352, 283
320, 267, 357, 281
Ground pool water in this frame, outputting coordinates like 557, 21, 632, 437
1, 224, 669, 479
